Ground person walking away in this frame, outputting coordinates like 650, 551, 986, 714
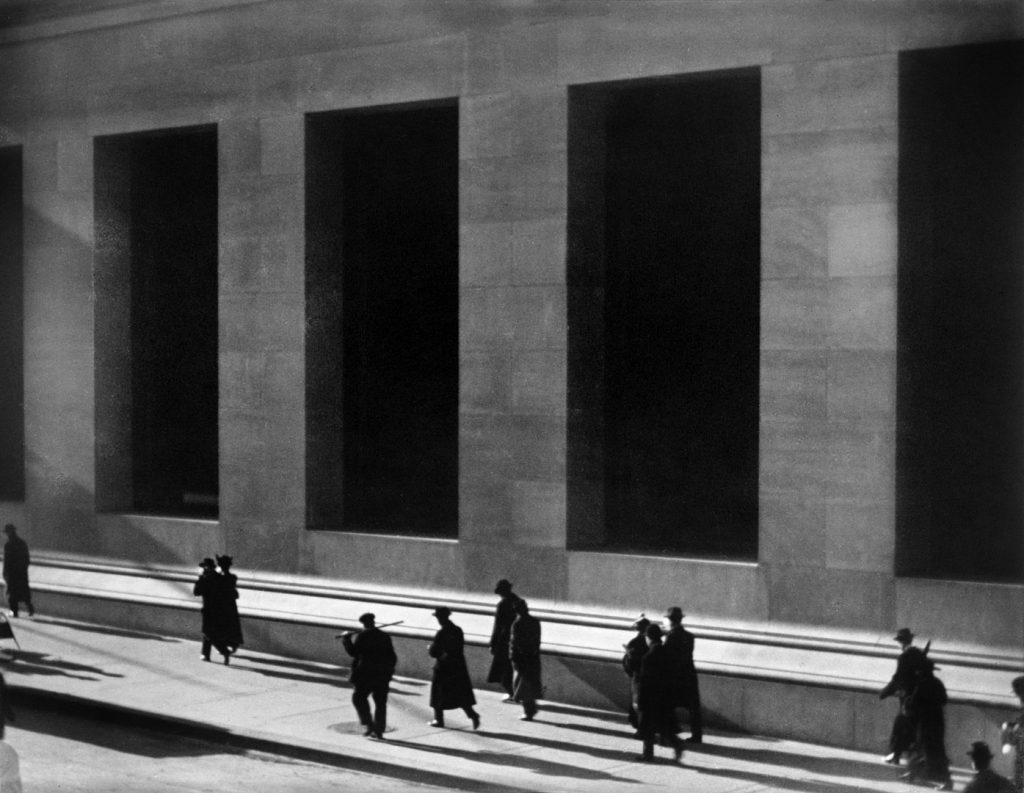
636, 623, 684, 763
509, 598, 542, 721
487, 579, 522, 702
663, 606, 703, 743
0, 673, 21, 793
2, 526, 32, 618
880, 627, 928, 764
427, 607, 481, 730
341, 613, 397, 739
622, 616, 650, 731
1001, 675, 1024, 793
193, 558, 232, 664
216, 555, 244, 655
903, 657, 953, 790
963, 742, 1015, 793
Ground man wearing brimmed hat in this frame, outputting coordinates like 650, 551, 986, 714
663, 606, 703, 743
341, 613, 397, 739
962, 741, 1014, 792
487, 579, 523, 702
2, 524, 32, 618
427, 606, 480, 730
880, 627, 928, 764
622, 615, 651, 731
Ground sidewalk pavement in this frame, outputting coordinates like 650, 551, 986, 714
0, 615, 970, 793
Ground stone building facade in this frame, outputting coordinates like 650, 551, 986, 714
0, 0, 1021, 759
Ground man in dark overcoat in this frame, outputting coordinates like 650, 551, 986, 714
509, 598, 541, 721
622, 616, 651, 730
193, 558, 231, 663
487, 579, 522, 702
427, 607, 480, 729
636, 623, 684, 763
879, 627, 928, 764
2, 525, 32, 618
903, 658, 952, 790
215, 555, 244, 654
341, 613, 397, 739
664, 606, 703, 743
962, 742, 1015, 793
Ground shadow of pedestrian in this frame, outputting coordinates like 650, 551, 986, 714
685, 740, 898, 781
386, 737, 643, 783
28, 617, 181, 643
483, 728, 642, 764
694, 764, 911, 793
2, 650, 124, 680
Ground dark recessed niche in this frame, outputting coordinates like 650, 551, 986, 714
306, 101, 459, 536
568, 70, 761, 559
896, 40, 1024, 583
0, 147, 24, 503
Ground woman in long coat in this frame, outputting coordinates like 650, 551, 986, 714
509, 599, 542, 721
216, 555, 244, 654
193, 558, 231, 664
905, 658, 952, 790
427, 607, 480, 729
622, 616, 651, 730
636, 623, 684, 763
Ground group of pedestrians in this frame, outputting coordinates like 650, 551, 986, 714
192, 555, 244, 664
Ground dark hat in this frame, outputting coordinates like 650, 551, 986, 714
432, 606, 452, 619
513, 598, 529, 614
665, 606, 684, 621
894, 628, 914, 643
494, 579, 513, 594
1012, 675, 1024, 698
199, 557, 216, 569
358, 612, 376, 626
2, 524, 15, 535
967, 742, 993, 762
631, 615, 651, 631
645, 623, 663, 640
216, 554, 233, 567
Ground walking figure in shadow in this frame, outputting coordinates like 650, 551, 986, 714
192, 558, 234, 665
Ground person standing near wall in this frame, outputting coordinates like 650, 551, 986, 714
341, 613, 397, 740
509, 598, 541, 721
2, 525, 32, 619
427, 607, 481, 730
487, 579, 522, 702
663, 606, 703, 743
880, 627, 928, 765
636, 623, 685, 763
622, 616, 650, 732
193, 558, 231, 664
903, 657, 953, 790
215, 555, 244, 655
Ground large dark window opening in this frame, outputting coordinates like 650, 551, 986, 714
306, 102, 459, 536
568, 70, 761, 558
0, 148, 24, 502
95, 127, 219, 519
896, 41, 1024, 582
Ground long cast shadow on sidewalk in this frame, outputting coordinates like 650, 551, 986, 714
683, 739, 897, 781
693, 764, 920, 793
2, 651, 125, 680
387, 737, 642, 783
28, 616, 181, 643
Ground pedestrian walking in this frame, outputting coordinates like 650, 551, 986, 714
663, 606, 703, 743
2, 525, 32, 618
963, 742, 1014, 793
215, 555, 244, 654
487, 579, 522, 702
427, 607, 481, 730
193, 558, 232, 664
622, 616, 650, 731
903, 657, 953, 790
636, 623, 684, 763
340, 613, 397, 739
880, 627, 929, 765
1000, 675, 1024, 793
509, 598, 541, 721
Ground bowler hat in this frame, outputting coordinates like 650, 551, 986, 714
433, 606, 452, 618
665, 606, 684, 621
494, 579, 513, 594
216, 555, 233, 567
358, 612, 376, 626
631, 615, 651, 631
894, 628, 914, 643
967, 742, 993, 762
199, 557, 216, 569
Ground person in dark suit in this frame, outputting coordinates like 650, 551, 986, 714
487, 579, 522, 702
427, 607, 480, 730
962, 742, 1014, 793
215, 555, 244, 655
663, 606, 703, 743
193, 558, 231, 664
509, 598, 542, 721
903, 658, 953, 790
2, 525, 32, 618
636, 623, 684, 763
341, 613, 397, 739
880, 627, 929, 765
622, 616, 651, 731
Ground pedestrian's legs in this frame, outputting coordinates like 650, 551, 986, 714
430, 708, 446, 727
501, 666, 516, 700
370, 682, 389, 738
6, 595, 15, 619
24, 598, 32, 617
462, 706, 481, 730
687, 680, 703, 742
641, 736, 655, 761
352, 683, 373, 734
200, 637, 211, 661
